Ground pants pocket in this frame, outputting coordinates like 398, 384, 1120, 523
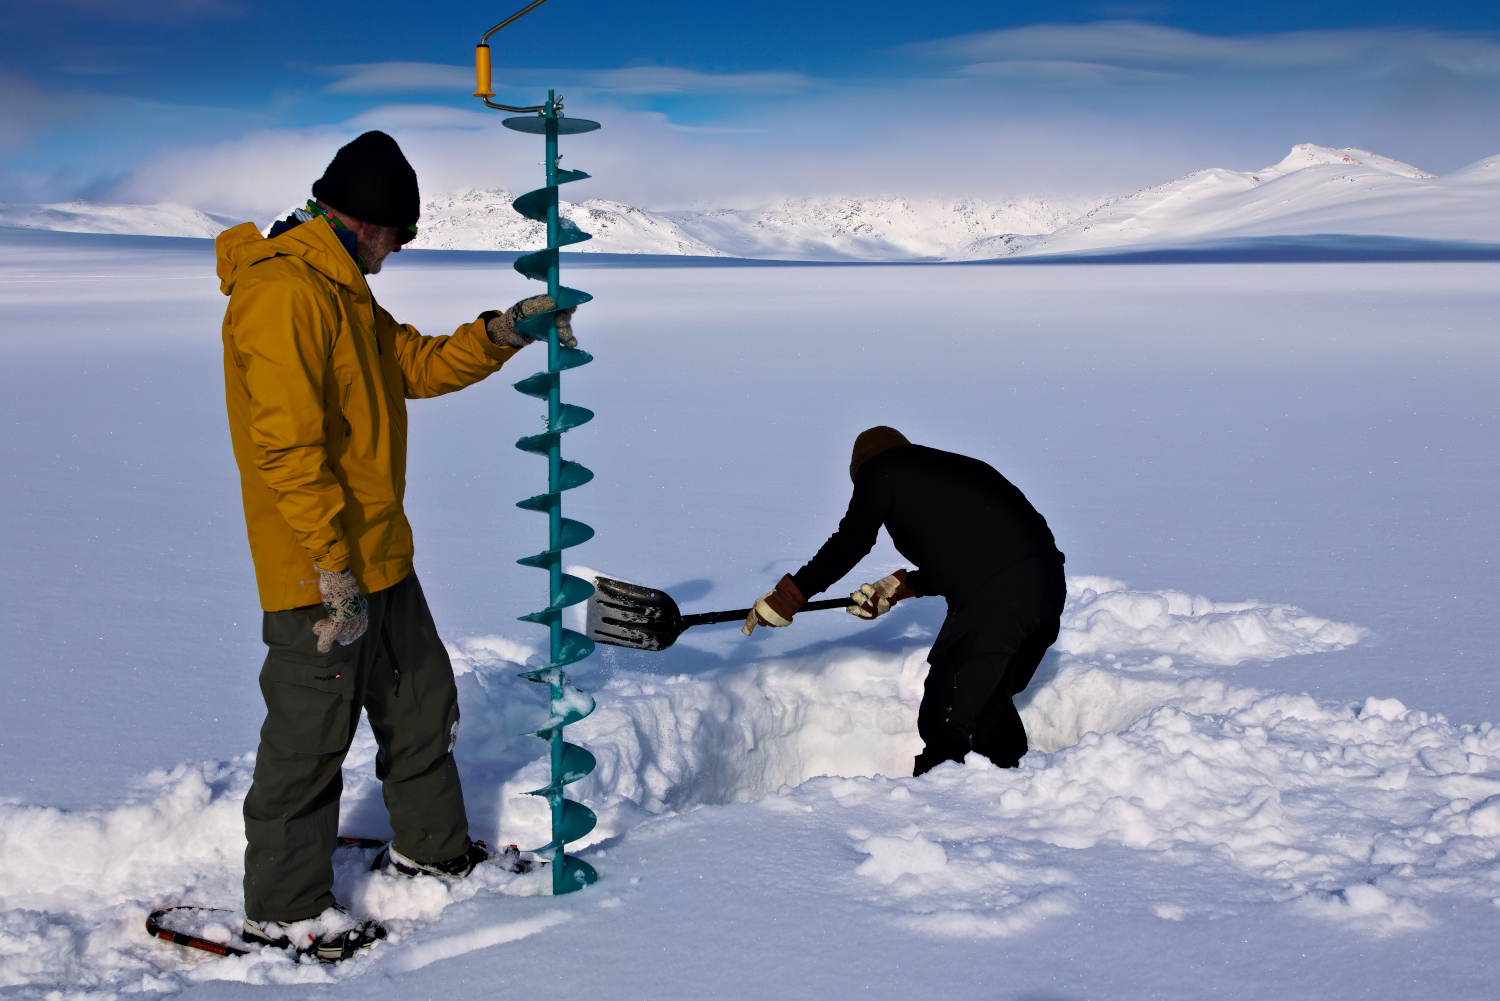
259, 609, 359, 755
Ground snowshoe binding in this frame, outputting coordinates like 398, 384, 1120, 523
373, 839, 539, 876
241, 905, 386, 963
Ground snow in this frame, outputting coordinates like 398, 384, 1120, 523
659, 194, 1084, 261
11, 143, 1497, 261
1027, 145, 1500, 257
2, 229, 1499, 997
1056, 575, 1369, 667
408, 188, 726, 257
268, 189, 1085, 260
0, 201, 235, 239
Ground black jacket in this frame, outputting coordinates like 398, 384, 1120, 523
791, 445, 1060, 608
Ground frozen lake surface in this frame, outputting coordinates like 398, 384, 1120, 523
1, 229, 1497, 998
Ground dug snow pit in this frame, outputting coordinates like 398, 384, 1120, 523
489, 645, 929, 850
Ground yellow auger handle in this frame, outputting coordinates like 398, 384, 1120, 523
474, 44, 495, 99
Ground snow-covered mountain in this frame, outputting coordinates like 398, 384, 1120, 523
4, 145, 1496, 258
660, 195, 1083, 261
379, 189, 1086, 260
1018, 145, 1500, 258
0, 200, 235, 238
411, 188, 726, 256
1, 190, 1092, 260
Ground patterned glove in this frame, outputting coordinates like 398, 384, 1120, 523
847, 569, 916, 620
311, 567, 369, 653
742, 574, 806, 636
485, 295, 578, 349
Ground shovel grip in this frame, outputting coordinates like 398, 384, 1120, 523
681, 597, 854, 628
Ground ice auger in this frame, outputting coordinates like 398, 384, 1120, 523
473, 1, 601, 895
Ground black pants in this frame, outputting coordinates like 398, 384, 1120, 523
914, 555, 1065, 776
242, 572, 470, 921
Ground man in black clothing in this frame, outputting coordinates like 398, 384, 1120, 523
745, 427, 1065, 775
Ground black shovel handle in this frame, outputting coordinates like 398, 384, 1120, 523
680, 597, 855, 629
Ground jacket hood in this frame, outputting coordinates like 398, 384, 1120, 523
216, 218, 365, 296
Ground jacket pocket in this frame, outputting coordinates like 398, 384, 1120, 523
338, 375, 354, 443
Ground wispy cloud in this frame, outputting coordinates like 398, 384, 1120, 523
0, 72, 73, 153
323, 61, 815, 97
956, 60, 1178, 85
323, 63, 473, 96
583, 66, 812, 96
908, 21, 1500, 78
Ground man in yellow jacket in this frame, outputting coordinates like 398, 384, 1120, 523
216, 131, 570, 959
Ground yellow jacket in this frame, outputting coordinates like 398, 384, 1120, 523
217, 220, 519, 610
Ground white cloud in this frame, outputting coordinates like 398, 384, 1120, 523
583, 66, 813, 96
344, 104, 493, 130
108, 126, 348, 222
0, 72, 70, 152
908, 21, 1500, 78
322, 61, 815, 97
956, 60, 1178, 84
324, 63, 474, 96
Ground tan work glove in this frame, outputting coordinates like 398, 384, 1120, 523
485, 295, 578, 349
311, 566, 369, 653
742, 574, 806, 636
847, 569, 916, 620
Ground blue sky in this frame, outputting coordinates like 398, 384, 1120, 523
3, 1, 1498, 214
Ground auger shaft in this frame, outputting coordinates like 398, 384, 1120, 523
542, 102, 568, 890
490, 77, 602, 895
546, 102, 564, 672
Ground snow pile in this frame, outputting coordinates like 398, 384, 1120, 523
1023, 145, 1500, 257
5, 574, 1498, 989
783, 677, 1500, 940
1057, 574, 1369, 669
0, 201, 234, 239
0, 771, 553, 990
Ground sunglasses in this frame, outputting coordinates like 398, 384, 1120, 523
396, 224, 419, 247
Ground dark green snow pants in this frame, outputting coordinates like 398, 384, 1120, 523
243, 572, 469, 922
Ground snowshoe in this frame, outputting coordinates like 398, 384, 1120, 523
146, 907, 249, 957
241, 905, 386, 962
372, 839, 541, 876
374, 839, 492, 877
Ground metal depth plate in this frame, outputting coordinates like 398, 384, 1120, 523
503, 116, 602, 134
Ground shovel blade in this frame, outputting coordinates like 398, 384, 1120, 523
586, 576, 686, 651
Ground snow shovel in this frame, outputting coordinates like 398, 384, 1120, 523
586, 576, 855, 652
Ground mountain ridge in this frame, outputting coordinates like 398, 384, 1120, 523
4, 145, 1496, 260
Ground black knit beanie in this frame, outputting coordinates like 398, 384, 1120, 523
850, 426, 911, 482
311, 131, 420, 228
